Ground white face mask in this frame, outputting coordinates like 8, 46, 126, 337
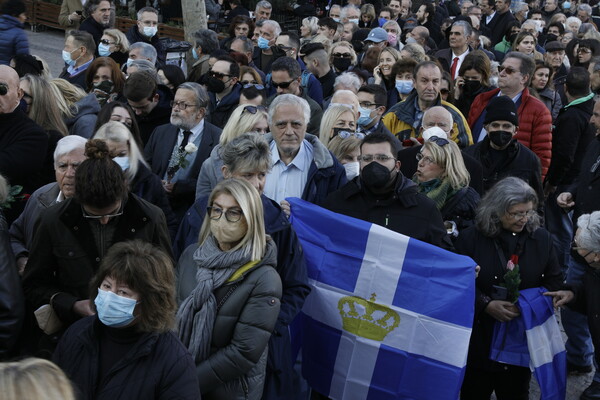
344, 161, 360, 180
143, 26, 158, 38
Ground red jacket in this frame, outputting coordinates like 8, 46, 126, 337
468, 87, 552, 178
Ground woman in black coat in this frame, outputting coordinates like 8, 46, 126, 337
94, 121, 178, 238
54, 240, 200, 400
454, 177, 564, 400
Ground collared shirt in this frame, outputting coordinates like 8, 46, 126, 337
486, 11, 496, 24
477, 91, 523, 142
412, 96, 425, 130
177, 118, 205, 147
264, 139, 314, 203
451, 48, 469, 80
56, 191, 67, 202
359, 120, 383, 136
67, 57, 94, 77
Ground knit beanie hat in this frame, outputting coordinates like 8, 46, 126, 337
484, 95, 519, 126
1, 0, 26, 17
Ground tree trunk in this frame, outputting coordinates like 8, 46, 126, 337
181, 0, 207, 71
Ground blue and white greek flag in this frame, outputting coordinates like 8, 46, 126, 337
288, 198, 476, 400
490, 287, 566, 400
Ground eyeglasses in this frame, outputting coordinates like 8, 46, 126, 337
100, 39, 115, 45
332, 52, 352, 58
243, 105, 267, 114
498, 65, 520, 75
578, 48, 592, 54
82, 206, 123, 220
170, 101, 199, 110
440, 89, 450, 95
207, 206, 244, 222
243, 83, 265, 90
208, 71, 231, 80
358, 154, 395, 162
276, 44, 293, 51
336, 130, 365, 139
271, 79, 296, 89
241, 80, 258, 85
359, 101, 380, 109
428, 135, 450, 146
416, 152, 435, 164
506, 210, 536, 220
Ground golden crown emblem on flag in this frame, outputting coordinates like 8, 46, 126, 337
338, 293, 400, 341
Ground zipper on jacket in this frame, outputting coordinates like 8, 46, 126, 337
241, 376, 249, 399
385, 213, 390, 227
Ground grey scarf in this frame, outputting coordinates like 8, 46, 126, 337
176, 235, 252, 363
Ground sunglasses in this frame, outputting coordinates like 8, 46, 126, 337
332, 52, 352, 58
428, 135, 450, 146
243, 83, 265, 90
100, 39, 115, 45
271, 79, 296, 89
208, 71, 231, 79
336, 130, 365, 140
498, 65, 520, 75
440, 89, 450, 95
243, 105, 267, 114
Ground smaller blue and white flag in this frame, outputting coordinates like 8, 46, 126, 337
490, 287, 566, 400
288, 198, 477, 400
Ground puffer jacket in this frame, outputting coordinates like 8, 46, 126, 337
0, 14, 28, 65
65, 93, 100, 138
468, 87, 553, 179
195, 144, 224, 199
176, 240, 282, 400
382, 90, 473, 148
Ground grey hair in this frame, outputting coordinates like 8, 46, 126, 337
53, 135, 87, 168
514, 2, 529, 13
129, 42, 157, 64
84, 0, 112, 18
231, 36, 253, 53
137, 6, 158, 20
128, 59, 156, 74
578, 3, 592, 16
333, 72, 361, 91
255, 0, 272, 11
194, 29, 219, 54
303, 16, 320, 35
178, 82, 209, 108
221, 133, 272, 174
577, 212, 600, 253
475, 177, 540, 237
262, 20, 281, 36
566, 16, 582, 32
0, 174, 7, 204
268, 94, 310, 127
452, 20, 473, 37
340, 4, 360, 19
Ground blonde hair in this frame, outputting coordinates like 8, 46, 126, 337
328, 135, 361, 164
319, 105, 355, 147
32, 55, 52, 80
379, 46, 401, 64
21, 74, 68, 136
50, 78, 87, 118
329, 41, 358, 65
0, 358, 76, 400
311, 34, 333, 53
220, 104, 268, 146
103, 28, 130, 52
401, 43, 429, 63
199, 179, 266, 260
421, 140, 470, 190
93, 121, 148, 181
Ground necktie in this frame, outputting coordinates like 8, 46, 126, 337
180, 130, 192, 151
451, 57, 459, 80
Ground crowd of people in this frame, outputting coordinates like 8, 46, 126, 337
1, 0, 600, 397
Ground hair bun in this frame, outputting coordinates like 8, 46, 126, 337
85, 139, 110, 160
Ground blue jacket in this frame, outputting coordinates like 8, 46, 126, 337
174, 194, 310, 399
0, 15, 28, 65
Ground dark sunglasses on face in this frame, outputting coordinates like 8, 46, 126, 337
243, 105, 267, 114
271, 79, 296, 89
332, 52, 352, 58
498, 65, 519, 75
428, 135, 450, 146
243, 83, 265, 90
208, 70, 231, 79
440, 89, 450, 95
100, 39, 115, 45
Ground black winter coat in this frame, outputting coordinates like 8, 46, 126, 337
322, 174, 452, 249
464, 138, 544, 201
570, 267, 600, 370
546, 95, 595, 187
22, 193, 173, 326
53, 316, 200, 400
454, 226, 564, 370
569, 134, 600, 222
441, 186, 480, 233
125, 25, 166, 66
79, 17, 105, 45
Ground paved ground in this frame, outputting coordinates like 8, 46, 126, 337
21, 26, 597, 400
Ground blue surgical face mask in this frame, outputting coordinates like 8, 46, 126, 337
563, 1, 570, 9
406, 36, 417, 44
357, 106, 376, 127
332, 17, 341, 23
396, 79, 413, 94
257, 36, 270, 49
95, 288, 137, 328
112, 156, 130, 171
62, 49, 77, 66
98, 43, 112, 57
192, 47, 199, 60
378, 18, 388, 27
143, 26, 158, 38
126, 58, 134, 67
349, 18, 360, 25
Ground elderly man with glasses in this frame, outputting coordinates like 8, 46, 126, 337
144, 82, 222, 222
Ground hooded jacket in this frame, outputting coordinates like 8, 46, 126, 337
65, 93, 100, 138
0, 14, 28, 65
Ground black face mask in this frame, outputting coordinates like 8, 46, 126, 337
207, 76, 226, 93
508, 33, 518, 43
489, 130, 514, 148
271, 45, 287, 60
463, 80, 482, 94
333, 57, 352, 72
546, 34, 558, 43
361, 161, 394, 189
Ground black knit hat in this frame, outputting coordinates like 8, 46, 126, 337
484, 95, 519, 126
1, 0, 26, 17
